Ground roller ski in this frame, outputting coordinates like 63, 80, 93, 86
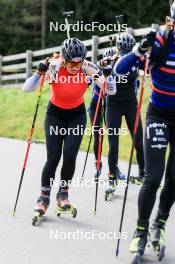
130, 169, 145, 185
105, 186, 116, 201
55, 187, 77, 218
32, 193, 50, 226
149, 217, 166, 261
129, 227, 148, 264
130, 177, 143, 185
105, 174, 117, 201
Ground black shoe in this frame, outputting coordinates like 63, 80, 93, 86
116, 166, 126, 180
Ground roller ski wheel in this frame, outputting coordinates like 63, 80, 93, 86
32, 210, 45, 226
55, 205, 77, 218
130, 169, 145, 185
56, 188, 77, 218
130, 176, 143, 185
104, 186, 116, 201
32, 194, 50, 226
150, 225, 166, 261
152, 241, 165, 261
131, 253, 142, 264
32, 205, 47, 226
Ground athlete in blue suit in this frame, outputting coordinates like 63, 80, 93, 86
115, 3, 175, 260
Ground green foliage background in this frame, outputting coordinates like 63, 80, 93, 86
0, 0, 170, 55
0, 81, 151, 162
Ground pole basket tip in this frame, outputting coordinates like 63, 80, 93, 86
12, 211, 16, 217
116, 248, 119, 257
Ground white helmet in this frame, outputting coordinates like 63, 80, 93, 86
61, 38, 87, 62
103, 48, 116, 58
116, 33, 136, 52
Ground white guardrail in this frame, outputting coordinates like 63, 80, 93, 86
0, 24, 162, 87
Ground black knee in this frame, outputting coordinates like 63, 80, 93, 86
143, 176, 161, 191
46, 157, 59, 171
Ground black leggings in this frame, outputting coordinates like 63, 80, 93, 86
138, 103, 175, 228
41, 102, 87, 192
106, 99, 144, 175
88, 97, 106, 161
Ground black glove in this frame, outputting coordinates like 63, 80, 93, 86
102, 66, 112, 76
37, 59, 50, 75
138, 31, 156, 54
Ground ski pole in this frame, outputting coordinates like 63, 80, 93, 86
115, 15, 124, 37
13, 73, 46, 217
80, 83, 104, 183
115, 54, 150, 257
93, 112, 104, 216
63, 11, 74, 39
94, 80, 107, 215
107, 15, 124, 52
109, 36, 116, 47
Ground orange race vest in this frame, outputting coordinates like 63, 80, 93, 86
49, 66, 88, 109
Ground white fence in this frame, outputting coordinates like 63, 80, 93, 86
0, 24, 162, 87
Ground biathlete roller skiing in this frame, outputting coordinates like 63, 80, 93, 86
80, 48, 116, 184
17, 9, 116, 225
104, 33, 145, 201
80, 15, 125, 188
88, 48, 116, 177
20, 33, 115, 225
23, 43, 109, 225
23, 42, 102, 225
114, 2, 175, 263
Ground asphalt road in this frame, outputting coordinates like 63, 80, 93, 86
0, 137, 175, 264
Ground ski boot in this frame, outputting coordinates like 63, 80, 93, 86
116, 166, 126, 181
130, 226, 148, 264
55, 187, 77, 218
105, 174, 117, 201
149, 216, 166, 261
32, 192, 50, 226
130, 169, 145, 185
